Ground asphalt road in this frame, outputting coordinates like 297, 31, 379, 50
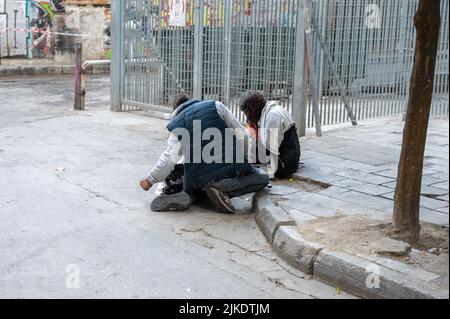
0, 75, 354, 299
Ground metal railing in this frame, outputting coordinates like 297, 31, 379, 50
111, 0, 449, 133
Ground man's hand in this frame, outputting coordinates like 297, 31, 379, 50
140, 178, 153, 191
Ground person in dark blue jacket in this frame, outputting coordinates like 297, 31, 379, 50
140, 95, 269, 213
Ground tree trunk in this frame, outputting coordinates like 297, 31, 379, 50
393, 0, 441, 243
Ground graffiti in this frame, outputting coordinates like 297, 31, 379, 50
146, 0, 294, 30
29, 1, 66, 58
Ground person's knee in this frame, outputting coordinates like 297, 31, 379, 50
252, 169, 270, 186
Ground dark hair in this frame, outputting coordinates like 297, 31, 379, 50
239, 91, 267, 125
173, 93, 190, 110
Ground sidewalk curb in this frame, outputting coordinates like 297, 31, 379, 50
0, 65, 110, 77
254, 195, 449, 299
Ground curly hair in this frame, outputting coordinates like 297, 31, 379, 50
173, 93, 191, 110
239, 91, 267, 126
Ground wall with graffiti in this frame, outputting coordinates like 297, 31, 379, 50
150, 0, 294, 29
29, 1, 65, 58
0, 0, 111, 60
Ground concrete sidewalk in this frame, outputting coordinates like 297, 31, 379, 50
294, 117, 449, 226
0, 59, 109, 77
255, 116, 449, 299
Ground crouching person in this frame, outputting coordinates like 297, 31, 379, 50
240, 91, 301, 180
140, 96, 269, 213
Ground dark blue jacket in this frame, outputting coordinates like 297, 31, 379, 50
167, 99, 253, 193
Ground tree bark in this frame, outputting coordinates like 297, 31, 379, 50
393, 0, 441, 243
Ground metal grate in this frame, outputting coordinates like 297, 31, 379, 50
112, 0, 449, 129
307, 0, 449, 127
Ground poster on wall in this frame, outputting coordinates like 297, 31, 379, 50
169, 0, 186, 27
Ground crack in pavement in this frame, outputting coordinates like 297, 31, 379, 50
54, 173, 134, 211
190, 228, 315, 287
0, 114, 82, 130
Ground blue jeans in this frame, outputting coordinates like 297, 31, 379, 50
204, 168, 269, 198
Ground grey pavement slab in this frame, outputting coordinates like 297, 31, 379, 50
343, 184, 393, 196
420, 209, 450, 226
431, 181, 450, 191
294, 167, 344, 184
326, 191, 394, 211
279, 193, 351, 218
334, 170, 395, 185
420, 196, 450, 210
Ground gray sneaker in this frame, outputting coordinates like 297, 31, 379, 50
205, 187, 235, 214
151, 191, 191, 212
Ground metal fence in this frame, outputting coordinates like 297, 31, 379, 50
307, 0, 449, 127
111, 0, 449, 133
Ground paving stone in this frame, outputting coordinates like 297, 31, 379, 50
382, 181, 397, 189
369, 238, 411, 256
436, 207, 449, 215
373, 169, 398, 179
288, 209, 319, 225
268, 185, 301, 196
437, 194, 449, 202
279, 193, 350, 218
420, 196, 449, 210
420, 208, 450, 226
339, 161, 386, 174
327, 148, 399, 166
431, 181, 449, 191
374, 257, 441, 282
255, 197, 296, 243
294, 168, 344, 185
318, 186, 350, 197
421, 175, 447, 187
332, 179, 365, 187
273, 226, 324, 275
336, 204, 391, 218
314, 249, 448, 299
335, 169, 395, 185
420, 185, 449, 196
383, 182, 449, 196
381, 192, 395, 200
327, 191, 394, 211
344, 184, 393, 196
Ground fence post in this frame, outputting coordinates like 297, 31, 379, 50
193, 0, 204, 99
223, 0, 233, 105
111, 0, 123, 112
74, 43, 84, 111
292, 0, 308, 137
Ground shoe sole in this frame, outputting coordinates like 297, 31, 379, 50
206, 188, 235, 214
151, 192, 191, 212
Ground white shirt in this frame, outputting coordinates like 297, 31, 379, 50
259, 101, 296, 178
148, 101, 250, 184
